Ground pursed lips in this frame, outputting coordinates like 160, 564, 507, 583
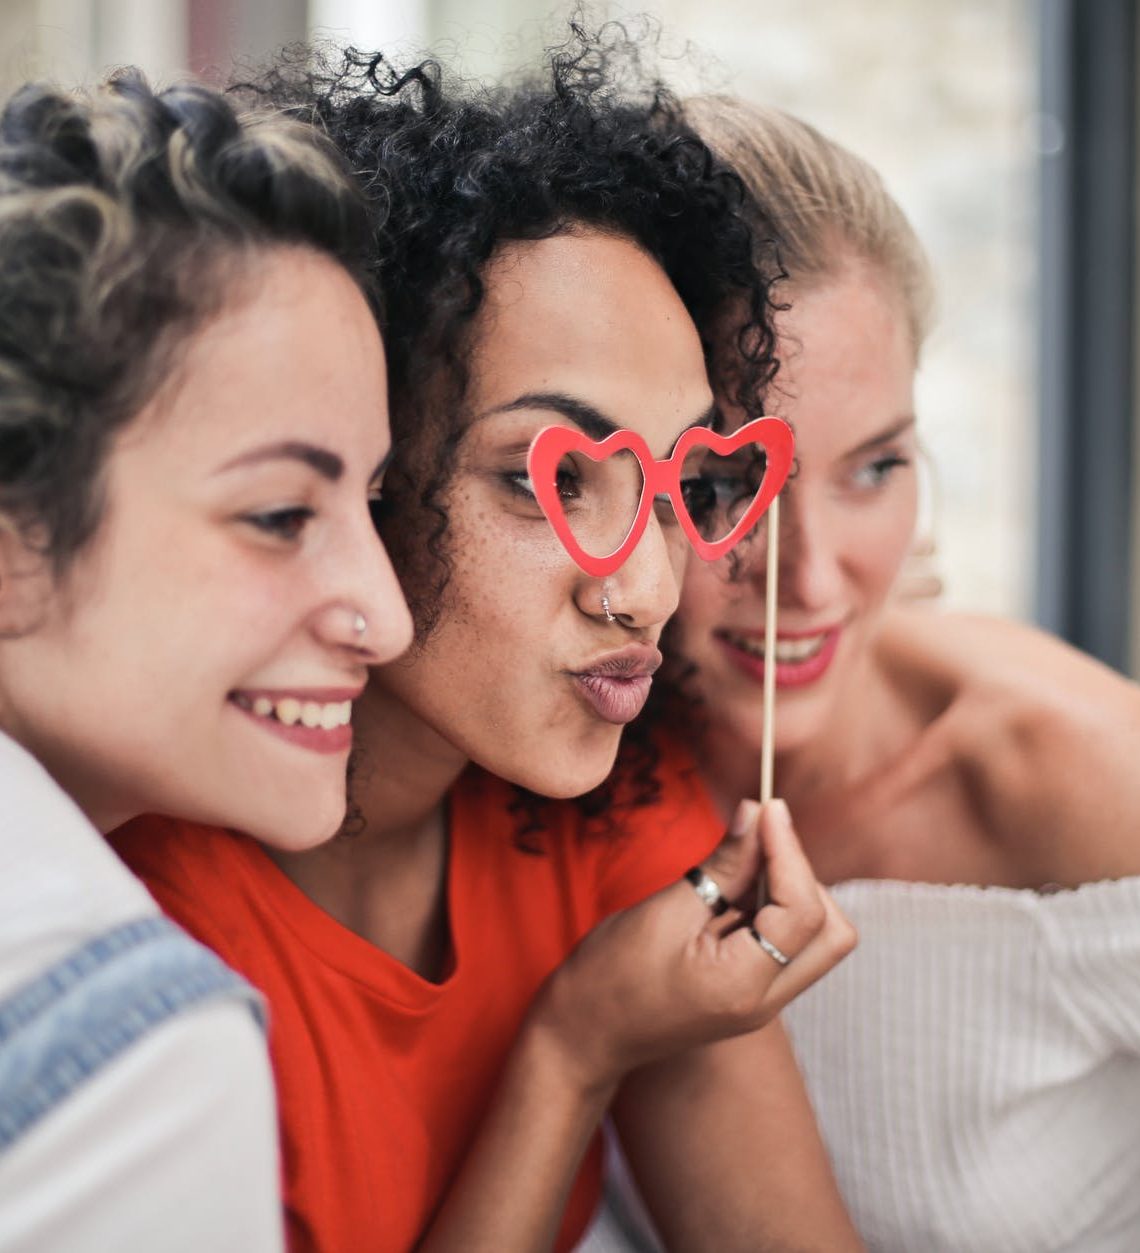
570, 642, 663, 679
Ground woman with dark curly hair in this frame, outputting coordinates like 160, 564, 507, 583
114, 37, 859, 1253
0, 71, 412, 1249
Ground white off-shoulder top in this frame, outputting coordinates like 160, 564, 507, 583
782, 877, 1140, 1253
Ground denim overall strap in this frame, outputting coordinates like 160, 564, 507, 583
0, 915, 265, 1154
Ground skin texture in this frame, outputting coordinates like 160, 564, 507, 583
270, 231, 860, 1250
277, 232, 717, 957
673, 248, 1140, 891
0, 247, 413, 844
675, 255, 920, 769
367, 230, 710, 802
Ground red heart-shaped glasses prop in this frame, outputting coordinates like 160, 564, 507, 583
526, 416, 795, 577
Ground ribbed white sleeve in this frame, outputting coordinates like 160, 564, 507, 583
783, 878, 1140, 1253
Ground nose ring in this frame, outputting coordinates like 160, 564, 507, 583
601, 593, 617, 624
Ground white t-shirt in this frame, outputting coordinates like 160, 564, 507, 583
0, 731, 284, 1252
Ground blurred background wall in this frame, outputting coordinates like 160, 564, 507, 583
2, 0, 1135, 674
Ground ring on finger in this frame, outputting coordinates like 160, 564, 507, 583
749, 926, 790, 967
683, 866, 729, 916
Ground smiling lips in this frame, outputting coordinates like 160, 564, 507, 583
229, 689, 358, 754
716, 626, 841, 688
571, 644, 662, 725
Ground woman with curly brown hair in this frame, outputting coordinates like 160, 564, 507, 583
114, 38, 860, 1253
0, 70, 412, 1250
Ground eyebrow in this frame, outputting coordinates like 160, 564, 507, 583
215, 441, 345, 481
484, 391, 719, 452
845, 416, 917, 459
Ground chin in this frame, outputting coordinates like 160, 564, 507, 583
490, 737, 621, 801
770, 705, 832, 757
232, 793, 348, 851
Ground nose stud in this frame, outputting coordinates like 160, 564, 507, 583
353, 612, 367, 637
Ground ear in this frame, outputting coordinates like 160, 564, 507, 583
0, 521, 53, 638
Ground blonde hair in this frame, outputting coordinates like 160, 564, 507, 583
685, 95, 935, 356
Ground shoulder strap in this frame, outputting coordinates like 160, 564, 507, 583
0, 914, 265, 1154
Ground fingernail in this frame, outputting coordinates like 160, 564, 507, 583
729, 799, 759, 836
766, 798, 791, 828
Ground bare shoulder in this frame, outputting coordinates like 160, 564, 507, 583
879, 607, 1140, 882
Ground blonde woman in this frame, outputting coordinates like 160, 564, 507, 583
615, 97, 1140, 1252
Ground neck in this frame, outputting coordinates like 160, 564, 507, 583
265, 669, 466, 976
696, 718, 762, 823
266, 662, 471, 875
348, 671, 470, 844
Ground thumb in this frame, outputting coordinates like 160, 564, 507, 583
701, 799, 765, 902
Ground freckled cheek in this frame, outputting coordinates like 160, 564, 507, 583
852, 497, 918, 602
449, 519, 579, 645
665, 534, 689, 587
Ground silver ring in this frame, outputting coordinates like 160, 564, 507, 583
749, 926, 790, 967
353, 612, 367, 636
601, 593, 617, 624
684, 866, 729, 916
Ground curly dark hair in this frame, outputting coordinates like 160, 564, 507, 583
243, 24, 783, 834
242, 25, 782, 629
0, 69, 373, 580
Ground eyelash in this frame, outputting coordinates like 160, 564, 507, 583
502, 468, 581, 502
853, 454, 910, 489
242, 506, 315, 542
504, 471, 725, 527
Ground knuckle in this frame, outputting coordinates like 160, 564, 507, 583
793, 893, 827, 937
723, 980, 763, 1026
833, 917, 859, 956
780, 914, 823, 953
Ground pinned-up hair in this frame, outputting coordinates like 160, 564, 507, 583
0, 69, 375, 574
685, 95, 935, 357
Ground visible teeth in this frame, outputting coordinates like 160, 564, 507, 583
239, 694, 353, 730
320, 702, 350, 730
276, 697, 302, 726
774, 635, 826, 663
725, 632, 827, 663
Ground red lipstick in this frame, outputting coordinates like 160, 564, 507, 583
714, 626, 841, 689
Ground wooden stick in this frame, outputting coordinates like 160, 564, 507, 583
760, 494, 779, 804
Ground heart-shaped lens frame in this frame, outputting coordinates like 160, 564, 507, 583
526, 416, 795, 577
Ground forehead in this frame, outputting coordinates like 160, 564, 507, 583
466, 231, 713, 455
770, 264, 915, 435
120, 248, 389, 470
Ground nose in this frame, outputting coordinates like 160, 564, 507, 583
767, 486, 844, 613
597, 510, 685, 630
314, 515, 414, 664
